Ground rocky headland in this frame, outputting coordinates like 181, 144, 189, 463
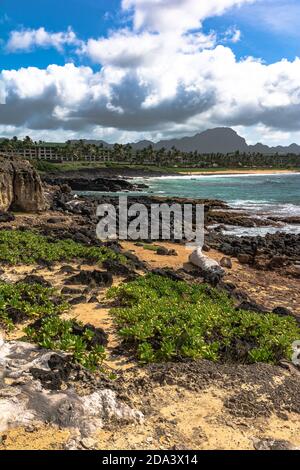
43, 176, 148, 193
0, 154, 47, 212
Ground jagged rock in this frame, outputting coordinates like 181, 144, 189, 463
0, 211, 15, 223
286, 264, 300, 279
71, 323, 108, 348
273, 306, 293, 317
273, 306, 300, 325
4, 307, 28, 324
59, 265, 76, 274
231, 289, 249, 301
46, 217, 66, 224
61, 286, 83, 295
202, 244, 211, 252
102, 259, 133, 275
222, 281, 237, 292
0, 155, 47, 212
253, 438, 300, 451
17, 275, 52, 288
68, 295, 87, 305
30, 354, 75, 390
220, 257, 232, 269
237, 254, 251, 264
43, 176, 146, 192
236, 300, 268, 314
213, 232, 300, 268
156, 246, 170, 256
0, 336, 143, 436
268, 256, 287, 269
65, 270, 113, 287
80, 437, 98, 450
122, 251, 147, 270
151, 268, 185, 282
72, 232, 91, 245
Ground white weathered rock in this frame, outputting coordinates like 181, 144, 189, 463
189, 247, 221, 271
0, 333, 4, 350
253, 438, 300, 451
0, 337, 143, 437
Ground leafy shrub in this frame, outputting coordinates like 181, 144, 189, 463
0, 230, 125, 265
25, 316, 105, 370
0, 282, 67, 329
32, 159, 58, 173
108, 274, 299, 364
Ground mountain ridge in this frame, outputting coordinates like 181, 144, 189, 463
72, 128, 300, 155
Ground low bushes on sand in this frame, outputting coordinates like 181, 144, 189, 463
0, 230, 125, 265
0, 280, 106, 370
0, 282, 67, 329
25, 316, 106, 370
108, 274, 299, 364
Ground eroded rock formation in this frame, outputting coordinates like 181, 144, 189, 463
0, 335, 143, 441
0, 155, 47, 212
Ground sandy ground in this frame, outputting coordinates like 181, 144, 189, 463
179, 170, 299, 176
2, 366, 300, 450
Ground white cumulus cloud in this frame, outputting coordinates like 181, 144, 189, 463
1, 0, 300, 144
6, 26, 81, 53
122, 0, 255, 33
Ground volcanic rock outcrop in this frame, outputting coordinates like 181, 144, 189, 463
0, 155, 47, 212
0, 335, 143, 441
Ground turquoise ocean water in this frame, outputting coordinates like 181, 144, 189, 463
141, 173, 300, 235
78, 172, 300, 235
141, 173, 300, 213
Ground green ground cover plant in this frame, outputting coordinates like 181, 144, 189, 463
142, 243, 160, 252
108, 274, 299, 364
0, 230, 125, 265
0, 282, 67, 329
25, 316, 106, 370
0, 280, 104, 370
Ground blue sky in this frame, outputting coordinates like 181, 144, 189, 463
1, 0, 121, 69
1, 0, 300, 144
1, 0, 299, 68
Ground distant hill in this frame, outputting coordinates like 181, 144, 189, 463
150, 128, 248, 153
248, 142, 300, 155
71, 128, 250, 153
132, 128, 300, 154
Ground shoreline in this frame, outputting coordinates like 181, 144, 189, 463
179, 169, 299, 176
